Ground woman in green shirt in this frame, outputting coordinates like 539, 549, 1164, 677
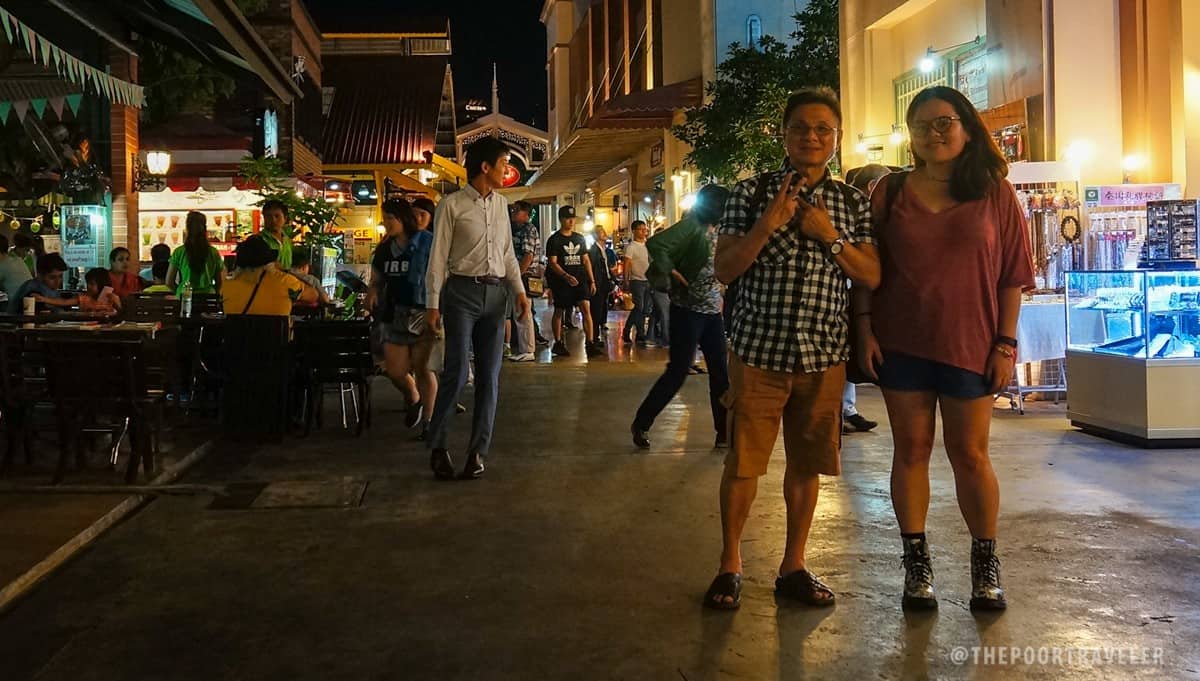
166, 211, 223, 295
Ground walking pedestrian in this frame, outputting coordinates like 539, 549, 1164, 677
424, 138, 531, 480
621, 220, 651, 345
506, 200, 539, 362
545, 206, 601, 358
705, 87, 880, 610
854, 86, 1035, 611
367, 199, 439, 436
586, 226, 616, 346
630, 185, 731, 449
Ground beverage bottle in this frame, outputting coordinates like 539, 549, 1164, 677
181, 281, 193, 318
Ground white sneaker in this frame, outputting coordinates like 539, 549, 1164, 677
508, 352, 536, 362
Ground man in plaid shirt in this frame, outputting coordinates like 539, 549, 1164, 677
702, 87, 881, 610
506, 201, 541, 361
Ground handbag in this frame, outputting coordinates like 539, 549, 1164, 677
524, 274, 544, 298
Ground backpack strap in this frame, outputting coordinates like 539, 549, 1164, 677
877, 171, 909, 231
241, 271, 268, 315
748, 171, 776, 221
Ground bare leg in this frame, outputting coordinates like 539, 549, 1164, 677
719, 471, 758, 577
382, 343, 418, 404
778, 465, 821, 575
579, 300, 594, 343
882, 389, 939, 533
552, 307, 564, 340
410, 339, 439, 424
939, 395, 1000, 538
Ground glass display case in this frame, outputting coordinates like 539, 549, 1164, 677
1066, 270, 1200, 358
1065, 270, 1200, 447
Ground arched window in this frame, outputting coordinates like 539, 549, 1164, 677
746, 15, 763, 49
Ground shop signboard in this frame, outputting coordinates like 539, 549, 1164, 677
1084, 184, 1183, 208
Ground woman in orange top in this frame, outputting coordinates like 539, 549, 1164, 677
107, 247, 144, 298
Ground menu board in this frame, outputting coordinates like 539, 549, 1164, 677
138, 209, 245, 260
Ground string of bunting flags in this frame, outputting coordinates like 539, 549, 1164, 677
0, 5, 145, 112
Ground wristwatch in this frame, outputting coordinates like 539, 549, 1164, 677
828, 237, 847, 256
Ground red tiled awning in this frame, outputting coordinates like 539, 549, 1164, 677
322, 56, 449, 166
589, 77, 704, 129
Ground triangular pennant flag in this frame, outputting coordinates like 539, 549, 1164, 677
49, 97, 65, 119
30, 99, 46, 118
12, 101, 29, 122
65, 94, 82, 115
39, 37, 51, 65
0, 102, 10, 123
101, 74, 112, 100
21, 25, 34, 55
51, 46, 62, 70
0, 8, 12, 43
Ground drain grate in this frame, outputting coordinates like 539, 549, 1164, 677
209, 479, 367, 510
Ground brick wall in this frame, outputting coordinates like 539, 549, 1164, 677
107, 47, 139, 253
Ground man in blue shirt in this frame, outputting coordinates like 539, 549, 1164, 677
10, 253, 78, 314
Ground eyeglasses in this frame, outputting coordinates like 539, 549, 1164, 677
909, 116, 961, 137
785, 124, 838, 139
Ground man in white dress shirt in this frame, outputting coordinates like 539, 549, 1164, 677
425, 138, 531, 480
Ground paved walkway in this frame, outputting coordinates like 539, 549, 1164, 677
1, 329, 1198, 680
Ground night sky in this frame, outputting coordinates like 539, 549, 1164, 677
305, 0, 548, 129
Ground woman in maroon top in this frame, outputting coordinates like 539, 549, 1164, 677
107, 247, 144, 299
855, 86, 1035, 612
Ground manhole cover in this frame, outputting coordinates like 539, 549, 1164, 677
209, 479, 367, 510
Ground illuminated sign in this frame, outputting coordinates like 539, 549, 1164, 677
465, 104, 488, 112
263, 109, 279, 158
501, 163, 522, 188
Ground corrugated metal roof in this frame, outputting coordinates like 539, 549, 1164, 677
322, 56, 448, 166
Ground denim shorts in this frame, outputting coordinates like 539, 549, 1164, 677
875, 350, 991, 399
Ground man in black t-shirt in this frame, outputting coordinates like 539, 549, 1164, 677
545, 206, 600, 357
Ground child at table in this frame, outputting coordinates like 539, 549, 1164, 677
78, 268, 121, 315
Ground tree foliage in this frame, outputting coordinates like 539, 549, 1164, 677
238, 155, 341, 235
139, 0, 269, 127
673, 0, 840, 183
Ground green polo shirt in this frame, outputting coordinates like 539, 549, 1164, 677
260, 229, 293, 270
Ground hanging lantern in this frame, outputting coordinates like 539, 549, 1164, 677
145, 150, 172, 176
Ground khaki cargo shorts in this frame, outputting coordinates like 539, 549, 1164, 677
723, 353, 845, 478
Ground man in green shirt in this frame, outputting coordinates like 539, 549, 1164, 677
260, 199, 293, 270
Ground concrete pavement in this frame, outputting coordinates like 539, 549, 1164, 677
1, 330, 1197, 680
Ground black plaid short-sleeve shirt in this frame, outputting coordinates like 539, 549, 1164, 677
719, 169, 875, 374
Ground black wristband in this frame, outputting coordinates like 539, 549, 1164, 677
995, 335, 1018, 348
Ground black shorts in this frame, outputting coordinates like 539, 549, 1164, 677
875, 350, 991, 399
551, 280, 588, 310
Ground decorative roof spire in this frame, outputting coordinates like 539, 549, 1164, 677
492, 63, 500, 115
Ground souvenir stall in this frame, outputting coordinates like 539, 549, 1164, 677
1002, 162, 1082, 410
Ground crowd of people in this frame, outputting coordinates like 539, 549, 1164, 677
0, 83, 1034, 618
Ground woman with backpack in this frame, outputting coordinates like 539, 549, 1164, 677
854, 85, 1035, 612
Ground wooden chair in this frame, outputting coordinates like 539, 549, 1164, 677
295, 320, 374, 436
39, 335, 159, 483
126, 294, 181, 323
219, 315, 291, 442
0, 327, 34, 474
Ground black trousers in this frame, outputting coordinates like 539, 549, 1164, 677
590, 288, 610, 338
633, 304, 729, 437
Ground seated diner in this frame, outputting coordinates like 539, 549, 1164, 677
222, 236, 317, 316
9, 253, 78, 314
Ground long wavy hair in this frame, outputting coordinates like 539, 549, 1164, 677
183, 211, 210, 287
906, 86, 1007, 202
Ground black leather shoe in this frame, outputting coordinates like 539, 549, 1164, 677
459, 452, 485, 480
631, 424, 651, 449
430, 449, 455, 480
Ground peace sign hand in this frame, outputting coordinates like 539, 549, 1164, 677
755, 171, 805, 236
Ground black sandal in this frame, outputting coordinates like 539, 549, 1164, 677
775, 569, 836, 607
703, 572, 742, 610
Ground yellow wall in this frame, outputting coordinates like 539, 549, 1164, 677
842, 0, 986, 168
1053, 0, 1124, 185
